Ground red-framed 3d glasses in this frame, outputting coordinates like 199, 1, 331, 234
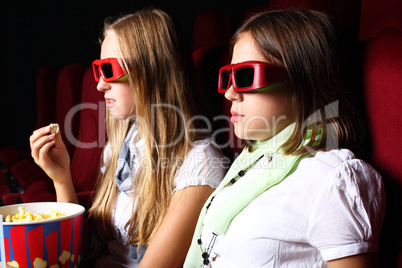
92, 58, 129, 82
218, 61, 289, 93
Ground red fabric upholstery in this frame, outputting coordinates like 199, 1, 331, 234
1, 161, 54, 205
0, 145, 30, 170
8, 159, 50, 190
2, 193, 23, 205
20, 181, 57, 203
36, 65, 60, 129
362, 28, 402, 268
364, 29, 402, 179
55, 63, 86, 158
358, 0, 402, 263
193, 9, 231, 51
70, 67, 106, 207
0, 170, 9, 195
359, 0, 402, 41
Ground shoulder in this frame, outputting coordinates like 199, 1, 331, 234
183, 137, 227, 166
100, 142, 112, 173
299, 150, 385, 260
173, 138, 227, 191
299, 149, 383, 195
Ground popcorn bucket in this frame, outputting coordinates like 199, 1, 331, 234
0, 202, 85, 268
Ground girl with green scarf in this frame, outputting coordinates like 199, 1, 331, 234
184, 9, 385, 268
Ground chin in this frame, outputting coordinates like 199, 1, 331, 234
110, 113, 129, 120
235, 128, 272, 141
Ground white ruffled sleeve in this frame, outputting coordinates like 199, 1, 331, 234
307, 154, 385, 261
173, 138, 227, 192
100, 142, 112, 174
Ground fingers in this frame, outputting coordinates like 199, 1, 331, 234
52, 128, 65, 148
31, 135, 56, 164
29, 126, 55, 163
30, 125, 51, 146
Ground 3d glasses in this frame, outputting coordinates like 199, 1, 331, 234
218, 61, 289, 93
92, 58, 129, 82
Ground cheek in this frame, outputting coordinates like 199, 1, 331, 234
240, 94, 294, 140
122, 92, 136, 112
259, 94, 293, 120
115, 85, 136, 116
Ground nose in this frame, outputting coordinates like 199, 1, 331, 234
224, 85, 243, 102
96, 77, 111, 92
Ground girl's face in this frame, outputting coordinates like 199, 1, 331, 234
225, 33, 295, 141
97, 31, 136, 120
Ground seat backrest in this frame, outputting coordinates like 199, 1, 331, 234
359, 0, 402, 41
56, 64, 86, 158
70, 67, 106, 193
361, 26, 402, 268
363, 29, 402, 183
35, 65, 59, 129
358, 0, 402, 266
193, 9, 231, 51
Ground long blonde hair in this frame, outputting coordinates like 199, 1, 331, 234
89, 8, 200, 248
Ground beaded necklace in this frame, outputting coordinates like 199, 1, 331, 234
199, 154, 265, 265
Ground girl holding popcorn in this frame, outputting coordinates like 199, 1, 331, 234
29, 8, 225, 267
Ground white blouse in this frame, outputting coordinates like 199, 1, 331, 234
96, 129, 226, 267
200, 149, 385, 268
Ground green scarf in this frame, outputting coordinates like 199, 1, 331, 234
184, 123, 321, 267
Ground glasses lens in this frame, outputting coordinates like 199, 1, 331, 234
101, 63, 114, 79
235, 67, 254, 88
220, 70, 230, 89
93, 65, 100, 79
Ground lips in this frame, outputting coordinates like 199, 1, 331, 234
105, 98, 116, 108
230, 110, 244, 123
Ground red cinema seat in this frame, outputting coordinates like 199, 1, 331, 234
0, 145, 30, 171
359, 0, 402, 266
193, 9, 231, 52
36, 65, 60, 129
55, 63, 86, 158
70, 67, 106, 209
361, 27, 402, 268
359, 0, 402, 41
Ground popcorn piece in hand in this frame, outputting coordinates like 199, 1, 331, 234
49, 123, 59, 134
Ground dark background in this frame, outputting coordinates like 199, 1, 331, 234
0, 0, 268, 149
